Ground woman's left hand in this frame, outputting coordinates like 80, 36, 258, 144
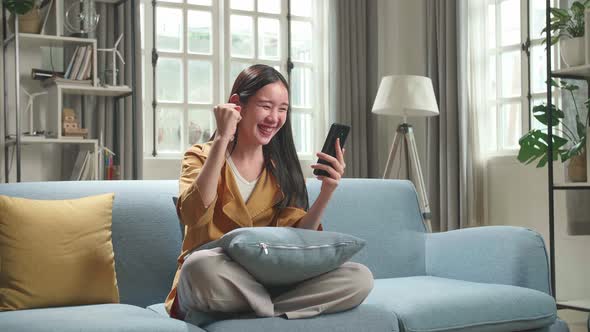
311, 138, 346, 195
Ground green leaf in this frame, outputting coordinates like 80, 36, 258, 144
562, 82, 580, 91
562, 140, 585, 161
572, 1, 585, 16
576, 114, 587, 139
550, 78, 560, 88
551, 8, 570, 19
517, 130, 568, 168
3, 0, 35, 15
532, 104, 564, 126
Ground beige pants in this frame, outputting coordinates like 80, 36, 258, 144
176, 247, 374, 320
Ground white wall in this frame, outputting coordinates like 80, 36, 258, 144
487, 156, 590, 305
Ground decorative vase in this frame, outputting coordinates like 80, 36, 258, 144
560, 37, 585, 67
567, 151, 587, 183
8, 9, 42, 34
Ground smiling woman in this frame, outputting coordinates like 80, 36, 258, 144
163, 63, 373, 322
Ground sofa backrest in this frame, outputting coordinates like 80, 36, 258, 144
0, 180, 182, 308
306, 178, 427, 278
0, 178, 426, 308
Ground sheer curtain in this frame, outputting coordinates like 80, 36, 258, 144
457, 0, 488, 227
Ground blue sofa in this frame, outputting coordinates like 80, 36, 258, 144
0, 179, 569, 332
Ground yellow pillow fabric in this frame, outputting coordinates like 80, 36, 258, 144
0, 193, 119, 311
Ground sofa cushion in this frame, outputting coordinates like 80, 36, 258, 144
202, 304, 398, 332
0, 194, 119, 311
198, 226, 366, 286
364, 276, 556, 332
0, 303, 205, 332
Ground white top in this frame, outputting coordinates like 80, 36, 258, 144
226, 155, 260, 203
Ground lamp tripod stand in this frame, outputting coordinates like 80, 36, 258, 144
383, 123, 432, 232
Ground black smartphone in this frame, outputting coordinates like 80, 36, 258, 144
313, 123, 351, 177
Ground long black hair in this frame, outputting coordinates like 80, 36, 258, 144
212, 64, 309, 211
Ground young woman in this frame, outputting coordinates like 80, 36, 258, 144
165, 64, 373, 320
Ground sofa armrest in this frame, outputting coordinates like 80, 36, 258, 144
425, 226, 551, 295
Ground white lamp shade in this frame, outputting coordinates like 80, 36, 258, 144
371, 75, 439, 117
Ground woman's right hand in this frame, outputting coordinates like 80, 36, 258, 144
213, 102, 242, 141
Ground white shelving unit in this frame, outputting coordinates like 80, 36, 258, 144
2, 0, 135, 182
550, 40, 590, 313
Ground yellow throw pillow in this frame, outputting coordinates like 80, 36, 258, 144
0, 193, 119, 311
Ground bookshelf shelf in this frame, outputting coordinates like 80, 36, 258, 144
5, 137, 98, 146
49, 82, 132, 97
557, 299, 590, 312
2, 0, 135, 182
551, 65, 590, 79
3, 33, 96, 48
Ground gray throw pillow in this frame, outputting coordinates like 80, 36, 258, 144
198, 227, 365, 286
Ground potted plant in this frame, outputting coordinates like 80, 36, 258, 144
542, 0, 590, 67
519, 80, 590, 235
3, 0, 51, 34
517, 79, 587, 182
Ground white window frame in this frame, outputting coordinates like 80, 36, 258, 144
485, 0, 560, 156
141, 0, 327, 161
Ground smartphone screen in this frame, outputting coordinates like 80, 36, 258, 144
313, 123, 351, 177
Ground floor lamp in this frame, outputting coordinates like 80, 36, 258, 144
371, 75, 439, 232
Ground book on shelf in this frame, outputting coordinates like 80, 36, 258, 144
64, 46, 80, 79
70, 150, 89, 181
68, 45, 92, 80
77, 45, 93, 80
79, 152, 95, 181
31, 68, 65, 80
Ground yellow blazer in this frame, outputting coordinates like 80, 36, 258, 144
165, 142, 310, 314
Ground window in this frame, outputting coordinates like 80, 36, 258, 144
483, 0, 558, 154
140, 0, 326, 159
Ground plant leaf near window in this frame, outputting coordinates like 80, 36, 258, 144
3, 0, 36, 15
518, 79, 588, 167
541, 0, 590, 46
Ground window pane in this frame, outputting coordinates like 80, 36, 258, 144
531, 98, 547, 130
188, 0, 212, 5
258, 0, 280, 14
188, 60, 213, 103
291, 0, 311, 17
188, 10, 212, 54
143, 105, 153, 154
157, 58, 183, 102
501, 103, 522, 149
258, 18, 280, 60
487, 3, 496, 49
157, 107, 183, 153
291, 21, 312, 62
488, 55, 497, 99
157, 7, 183, 52
230, 61, 251, 86
482, 106, 498, 152
531, 0, 553, 39
531, 45, 547, 94
159, 0, 181, 2
292, 67, 313, 108
231, 15, 254, 58
231, 0, 254, 11
501, 51, 521, 98
188, 109, 214, 146
500, 0, 520, 46
292, 112, 312, 154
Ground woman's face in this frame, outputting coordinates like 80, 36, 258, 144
237, 81, 289, 146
